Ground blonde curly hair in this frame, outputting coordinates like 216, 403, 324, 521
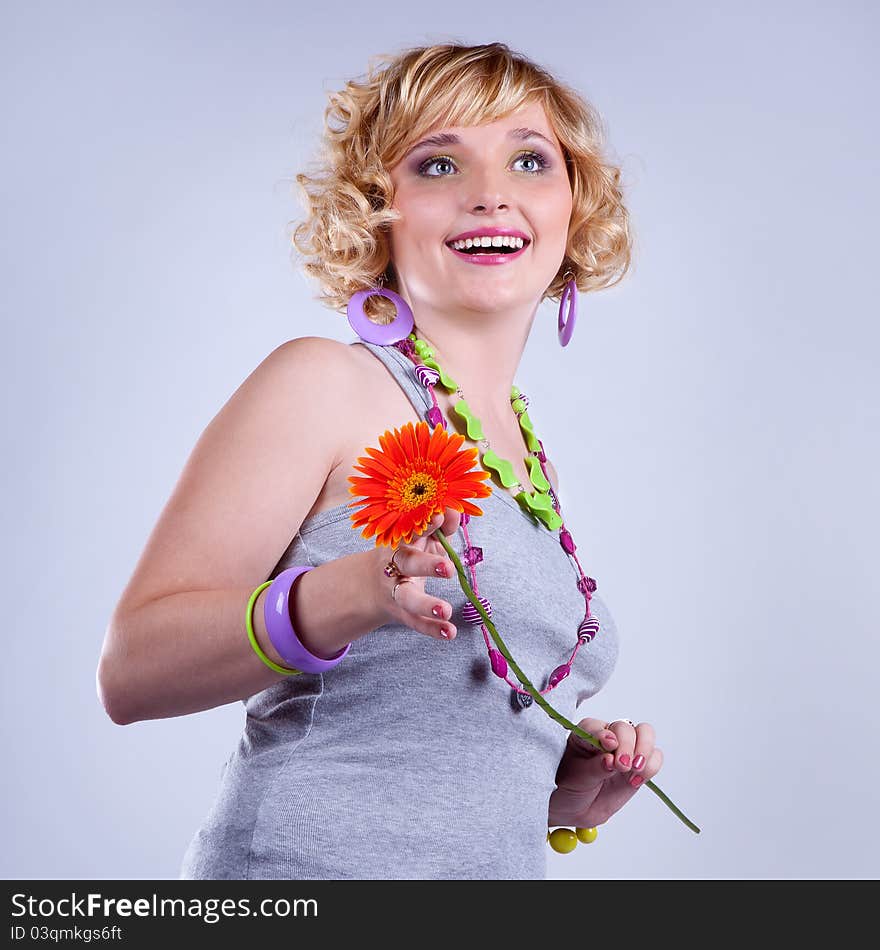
289, 41, 633, 323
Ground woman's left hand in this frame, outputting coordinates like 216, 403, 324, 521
548, 717, 664, 829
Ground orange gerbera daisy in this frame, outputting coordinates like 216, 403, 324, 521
348, 420, 492, 548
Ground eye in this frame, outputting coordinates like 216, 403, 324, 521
417, 150, 551, 177
512, 151, 550, 174
417, 155, 456, 177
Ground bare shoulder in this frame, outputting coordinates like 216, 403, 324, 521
275, 334, 361, 426
276, 334, 358, 379
107, 334, 359, 621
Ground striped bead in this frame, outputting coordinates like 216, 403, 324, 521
577, 617, 600, 643
415, 365, 440, 388
462, 597, 492, 625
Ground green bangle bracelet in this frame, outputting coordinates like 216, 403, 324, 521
246, 580, 303, 676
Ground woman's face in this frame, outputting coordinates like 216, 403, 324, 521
386, 100, 573, 314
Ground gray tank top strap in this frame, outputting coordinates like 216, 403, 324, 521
351, 340, 432, 420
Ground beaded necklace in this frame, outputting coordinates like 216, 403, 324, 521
392, 329, 600, 709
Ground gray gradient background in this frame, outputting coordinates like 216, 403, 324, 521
3, 1, 877, 880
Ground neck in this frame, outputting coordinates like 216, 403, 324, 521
407, 301, 538, 421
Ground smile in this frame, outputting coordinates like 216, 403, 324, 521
444, 238, 529, 266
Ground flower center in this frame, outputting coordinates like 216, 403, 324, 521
399, 469, 439, 509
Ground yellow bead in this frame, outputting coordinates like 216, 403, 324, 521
576, 826, 598, 844
548, 828, 578, 854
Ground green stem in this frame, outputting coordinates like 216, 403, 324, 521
434, 531, 701, 836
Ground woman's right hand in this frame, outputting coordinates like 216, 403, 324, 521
376, 507, 462, 641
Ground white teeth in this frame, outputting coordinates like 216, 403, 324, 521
449, 235, 525, 251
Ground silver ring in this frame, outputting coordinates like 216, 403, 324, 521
391, 579, 411, 602
605, 719, 637, 730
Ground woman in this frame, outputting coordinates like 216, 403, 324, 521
97, 42, 663, 879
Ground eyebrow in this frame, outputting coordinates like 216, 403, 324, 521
404, 126, 557, 158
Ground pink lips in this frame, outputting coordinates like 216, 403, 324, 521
445, 243, 529, 266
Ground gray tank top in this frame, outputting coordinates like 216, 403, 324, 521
179, 339, 620, 880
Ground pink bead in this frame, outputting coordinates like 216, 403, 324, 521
559, 529, 576, 555
426, 406, 445, 428
549, 664, 571, 688
577, 576, 597, 595
463, 545, 483, 567
489, 649, 508, 678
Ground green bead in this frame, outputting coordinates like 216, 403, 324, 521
523, 489, 554, 514
422, 357, 457, 390
517, 410, 541, 453
511, 398, 527, 414
538, 507, 563, 531
482, 450, 519, 488
548, 828, 578, 854
452, 400, 484, 440
517, 489, 562, 531
526, 455, 550, 492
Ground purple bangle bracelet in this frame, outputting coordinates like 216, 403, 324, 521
263, 566, 351, 673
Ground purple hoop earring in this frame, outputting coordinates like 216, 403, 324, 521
347, 287, 414, 345
558, 277, 577, 347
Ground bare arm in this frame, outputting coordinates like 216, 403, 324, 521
96, 337, 382, 725
97, 550, 391, 725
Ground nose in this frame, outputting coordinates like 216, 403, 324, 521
467, 165, 511, 214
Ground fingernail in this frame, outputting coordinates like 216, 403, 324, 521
602, 755, 615, 772
602, 733, 618, 746
618, 754, 631, 768
435, 563, 448, 577
632, 754, 645, 770
440, 630, 450, 639
432, 605, 444, 618
629, 774, 644, 788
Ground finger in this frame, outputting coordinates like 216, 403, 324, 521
390, 580, 457, 641
409, 512, 445, 549
628, 746, 663, 790
554, 736, 620, 794
393, 580, 457, 640
391, 541, 455, 581
419, 506, 462, 543
631, 721, 656, 774
566, 718, 620, 756
601, 720, 637, 770
438, 506, 462, 537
